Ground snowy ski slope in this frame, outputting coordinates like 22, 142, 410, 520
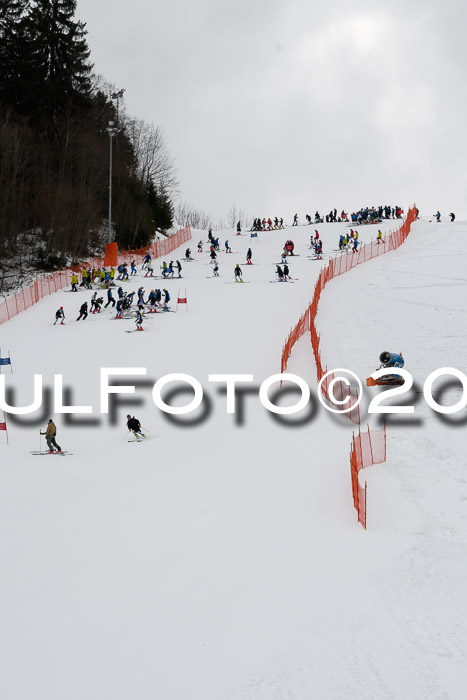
0, 217, 466, 699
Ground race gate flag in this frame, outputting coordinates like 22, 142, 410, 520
0, 411, 8, 443
0, 349, 12, 373
176, 290, 188, 312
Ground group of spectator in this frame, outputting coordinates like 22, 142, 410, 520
250, 217, 285, 231
247, 205, 405, 230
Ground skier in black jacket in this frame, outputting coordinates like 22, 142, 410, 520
127, 415, 144, 438
76, 302, 88, 320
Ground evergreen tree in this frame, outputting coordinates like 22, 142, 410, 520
24, 0, 93, 121
146, 179, 173, 233
0, 0, 29, 110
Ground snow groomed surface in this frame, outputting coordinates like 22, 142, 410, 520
0, 215, 466, 699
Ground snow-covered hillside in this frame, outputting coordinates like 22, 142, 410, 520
0, 217, 465, 699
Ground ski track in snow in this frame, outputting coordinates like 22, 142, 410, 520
1, 220, 467, 698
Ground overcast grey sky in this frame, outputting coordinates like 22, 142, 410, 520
77, 0, 467, 221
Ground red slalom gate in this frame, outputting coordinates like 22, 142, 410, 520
0, 412, 8, 444
350, 424, 387, 529
176, 290, 188, 312
0, 227, 192, 327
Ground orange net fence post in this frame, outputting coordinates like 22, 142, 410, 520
350, 423, 387, 528
104, 242, 118, 267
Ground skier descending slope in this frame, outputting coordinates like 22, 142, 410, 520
246, 248, 252, 265
234, 264, 243, 283
126, 415, 145, 440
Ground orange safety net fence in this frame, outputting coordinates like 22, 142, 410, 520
281, 206, 418, 425
0, 226, 191, 327
350, 424, 386, 529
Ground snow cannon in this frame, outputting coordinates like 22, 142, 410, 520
366, 351, 405, 387
379, 351, 404, 369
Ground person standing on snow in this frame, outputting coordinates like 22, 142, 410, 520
54, 307, 65, 325
115, 299, 123, 319
246, 248, 252, 265
162, 289, 171, 310
105, 289, 116, 308
40, 419, 62, 453
234, 264, 243, 282
135, 310, 144, 331
76, 301, 88, 321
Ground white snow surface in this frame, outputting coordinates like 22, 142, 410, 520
0, 219, 466, 699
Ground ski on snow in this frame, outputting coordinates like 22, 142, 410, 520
31, 451, 73, 456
